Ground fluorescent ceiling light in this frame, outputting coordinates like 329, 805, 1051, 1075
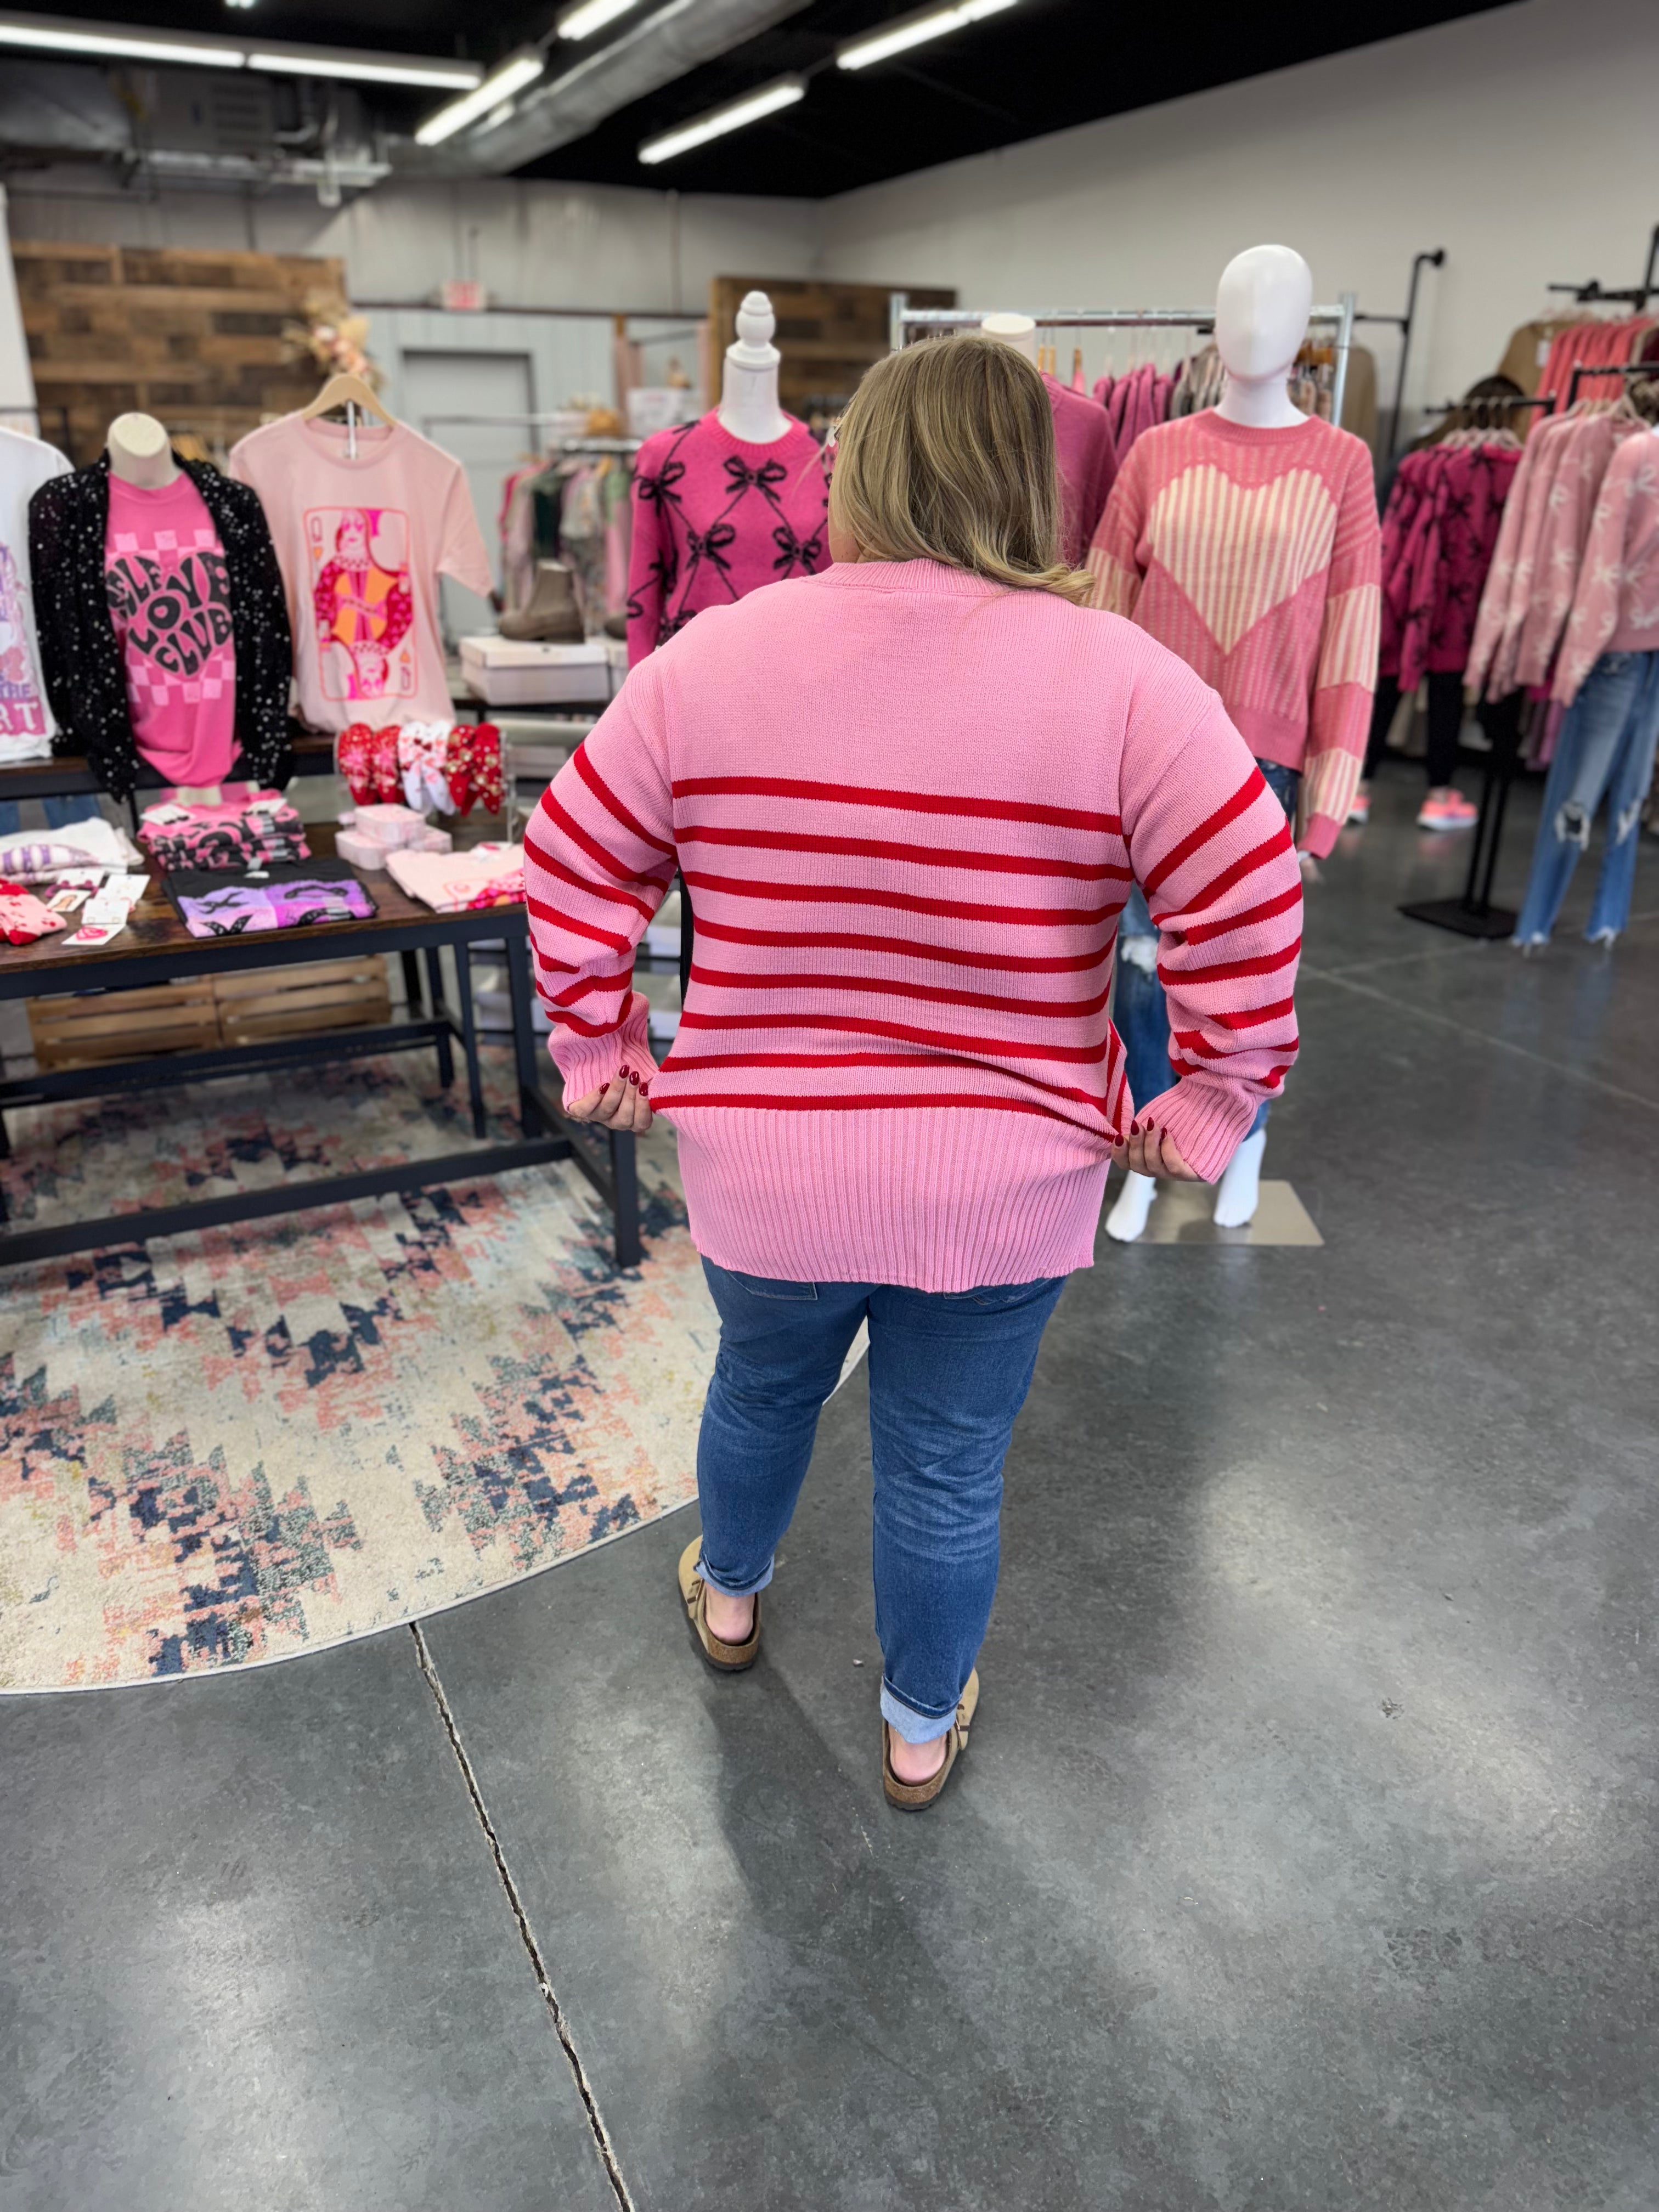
249, 46, 482, 86
837, 0, 1018, 71
638, 74, 804, 165
415, 49, 545, 145
555, 0, 642, 38
0, 11, 484, 83
0, 14, 239, 65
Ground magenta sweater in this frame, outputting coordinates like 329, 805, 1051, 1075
625, 412, 831, 666
1045, 371, 1118, 566
527, 560, 1304, 1291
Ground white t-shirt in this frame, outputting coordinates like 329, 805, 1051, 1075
229, 415, 493, 733
0, 426, 72, 760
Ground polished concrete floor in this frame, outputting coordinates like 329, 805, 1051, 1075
4, 768, 1657, 2211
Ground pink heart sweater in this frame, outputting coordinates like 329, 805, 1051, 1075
525, 559, 1304, 1293
1086, 411, 1381, 856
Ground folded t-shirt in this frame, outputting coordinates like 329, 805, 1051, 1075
168, 859, 376, 937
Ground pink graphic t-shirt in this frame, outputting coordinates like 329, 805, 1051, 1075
104, 472, 237, 786
229, 416, 493, 732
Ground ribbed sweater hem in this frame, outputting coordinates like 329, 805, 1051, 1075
667, 1107, 1111, 1292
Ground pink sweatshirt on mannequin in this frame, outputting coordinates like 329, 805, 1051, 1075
526, 560, 1304, 1293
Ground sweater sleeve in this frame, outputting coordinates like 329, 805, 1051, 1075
1117, 673, 1304, 1182
625, 431, 673, 668
1085, 445, 1147, 616
1553, 440, 1635, 706
1301, 445, 1381, 857
522, 665, 679, 1105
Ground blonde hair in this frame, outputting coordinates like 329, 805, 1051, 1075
830, 333, 1092, 604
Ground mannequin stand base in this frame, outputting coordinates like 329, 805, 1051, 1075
1398, 896, 1517, 940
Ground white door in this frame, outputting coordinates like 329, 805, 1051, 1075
400, 349, 535, 646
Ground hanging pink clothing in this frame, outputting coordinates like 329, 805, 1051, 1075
625, 411, 830, 665
1536, 318, 1656, 413
1042, 371, 1117, 566
1554, 429, 1659, 704
104, 472, 238, 787
1380, 443, 1521, 690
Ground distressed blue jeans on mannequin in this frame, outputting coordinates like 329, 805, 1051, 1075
1114, 757, 1300, 1139
693, 1260, 1068, 1745
1514, 649, 1659, 947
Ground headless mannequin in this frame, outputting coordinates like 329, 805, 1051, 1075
106, 411, 178, 489
105, 412, 225, 804
718, 292, 791, 445
983, 312, 1039, 364
1107, 245, 1313, 1246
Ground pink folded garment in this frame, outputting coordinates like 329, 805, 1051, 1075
343, 803, 433, 849
0, 881, 69, 944
336, 830, 391, 871
385, 843, 523, 913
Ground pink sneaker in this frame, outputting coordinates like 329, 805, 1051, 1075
1346, 789, 1372, 826
1417, 791, 1478, 832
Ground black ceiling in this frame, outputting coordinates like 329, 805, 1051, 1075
524, 0, 1513, 197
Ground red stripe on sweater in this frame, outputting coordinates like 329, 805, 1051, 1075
573, 745, 676, 857
547, 969, 634, 1007
679, 1008, 1111, 1064
663, 1047, 1115, 1118
1173, 1026, 1300, 1059
1178, 882, 1303, 946
690, 915, 1110, 974
1138, 767, 1266, 895
523, 831, 660, 920
671, 775, 1120, 834
678, 822, 1125, 882
656, 1091, 1099, 1121
538, 792, 675, 891
1156, 938, 1301, 987
524, 894, 630, 955
1159, 822, 1294, 919
688, 962, 1111, 1020
682, 870, 1127, 928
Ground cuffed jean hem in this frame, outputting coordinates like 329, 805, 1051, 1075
881, 1680, 960, 1746
695, 1552, 775, 1600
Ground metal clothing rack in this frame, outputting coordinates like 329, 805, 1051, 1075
1545, 223, 1659, 309
889, 295, 1360, 426
1560, 357, 1659, 411
1357, 247, 1444, 462
419, 411, 642, 453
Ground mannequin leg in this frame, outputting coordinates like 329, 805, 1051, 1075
1514, 658, 1634, 947
1584, 654, 1659, 945
1417, 671, 1477, 830
1351, 678, 1403, 823
1106, 889, 1167, 1244
1212, 761, 1297, 1227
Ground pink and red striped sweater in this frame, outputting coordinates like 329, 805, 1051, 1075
1087, 411, 1380, 858
526, 559, 1304, 1291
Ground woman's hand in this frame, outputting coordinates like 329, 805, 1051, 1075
1110, 1122, 1197, 1180
563, 1071, 654, 1135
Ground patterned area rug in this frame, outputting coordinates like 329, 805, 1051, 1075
0, 1050, 715, 1692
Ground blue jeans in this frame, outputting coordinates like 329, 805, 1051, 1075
1514, 650, 1659, 947
0, 796, 101, 836
1115, 757, 1299, 1139
694, 1260, 1068, 1744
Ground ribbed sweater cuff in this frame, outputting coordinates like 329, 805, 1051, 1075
546, 992, 653, 1110
1302, 810, 1343, 861
1137, 1078, 1260, 1183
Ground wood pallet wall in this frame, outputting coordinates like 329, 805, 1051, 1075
708, 277, 957, 428
15, 243, 346, 465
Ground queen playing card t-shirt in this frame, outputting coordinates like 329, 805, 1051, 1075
229, 415, 493, 733
105, 470, 238, 787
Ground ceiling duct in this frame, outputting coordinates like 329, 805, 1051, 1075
403, 0, 814, 178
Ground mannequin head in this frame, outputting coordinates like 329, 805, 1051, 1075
1215, 245, 1313, 382
719, 289, 791, 445
982, 313, 1039, 364
106, 411, 178, 488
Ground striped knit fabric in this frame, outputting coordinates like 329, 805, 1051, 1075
525, 560, 1303, 1291
1086, 411, 1380, 859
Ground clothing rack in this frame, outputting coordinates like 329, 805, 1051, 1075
889, 295, 1359, 427
1560, 358, 1659, 411
419, 412, 642, 453
1546, 223, 1659, 308
1356, 246, 1445, 464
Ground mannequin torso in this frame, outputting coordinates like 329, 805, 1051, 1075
1213, 246, 1313, 431
718, 291, 791, 446
106, 411, 179, 488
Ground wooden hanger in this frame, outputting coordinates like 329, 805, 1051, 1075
301, 373, 394, 427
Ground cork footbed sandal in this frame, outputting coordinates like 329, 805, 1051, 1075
882, 1668, 980, 1812
677, 1537, 761, 1673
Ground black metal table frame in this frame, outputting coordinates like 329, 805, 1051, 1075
0, 909, 642, 1271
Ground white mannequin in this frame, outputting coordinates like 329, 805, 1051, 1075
1107, 244, 1314, 1246
106, 411, 178, 488
718, 292, 791, 445
982, 312, 1039, 364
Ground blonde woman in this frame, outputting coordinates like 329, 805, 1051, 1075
526, 335, 1301, 1811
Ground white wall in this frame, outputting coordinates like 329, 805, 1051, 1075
817, 0, 1659, 425
4, 173, 820, 316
